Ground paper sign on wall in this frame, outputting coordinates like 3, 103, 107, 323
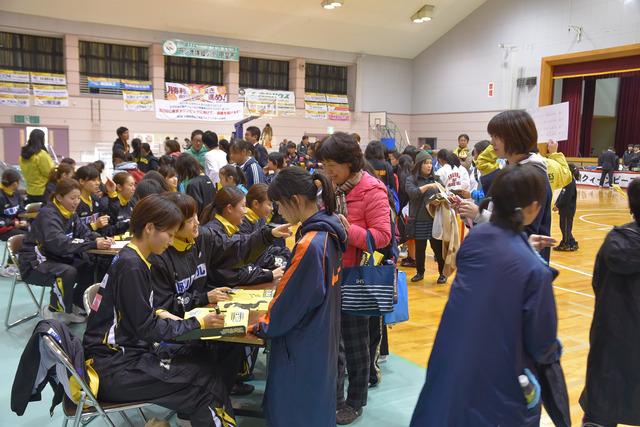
32, 85, 69, 107
156, 100, 243, 121
123, 91, 154, 111
165, 82, 228, 103
0, 82, 30, 107
527, 102, 569, 142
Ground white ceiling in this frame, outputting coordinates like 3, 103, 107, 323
0, 0, 486, 59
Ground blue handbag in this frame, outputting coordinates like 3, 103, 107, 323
341, 231, 397, 317
384, 271, 409, 325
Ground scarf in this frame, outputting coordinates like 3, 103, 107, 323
171, 236, 194, 252
334, 171, 363, 216
0, 183, 14, 196
245, 208, 260, 224
215, 214, 239, 237
53, 198, 73, 219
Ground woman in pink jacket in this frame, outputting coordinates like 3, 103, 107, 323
317, 132, 392, 425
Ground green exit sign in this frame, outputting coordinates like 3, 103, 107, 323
13, 115, 40, 125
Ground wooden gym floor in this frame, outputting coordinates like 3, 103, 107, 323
391, 187, 632, 426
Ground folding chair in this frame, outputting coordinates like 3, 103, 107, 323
42, 335, 151, 427
5, 234, 47, 329
82, 284, 100, 316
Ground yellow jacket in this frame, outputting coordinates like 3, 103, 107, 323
475, 145, 572, 190
19, 150, 54, 196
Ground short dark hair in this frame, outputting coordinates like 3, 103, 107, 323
129, 194, 183, 238
268, 167, 336, 215
54, 178, 81, 198
458, 134, 470, 142
365, 140, 386, 161
93, 160, 105, 173
219, 165, 247, 186
473, 140, 491, 157
247, 183, 269, 207
203, 131, 219, 149
230, 139, 255, 156
629, 178, 640, 223
437, 149, 461, 168
141, 171, 171, 192
133, 179, 164, 200
219, 139, 230, 153
141, 143, 152, 155
268, 152, 285, 169
286, 141, 297, 150
113, 171, 132, 186
1, 168, 21, 186
246, 126, 261, 140
403, 145, 420, 161
175, 153, 202, 181
316, 132, 365, 173
162, 192, 198, 227
214, 185, 245, 215
483, 164, 546, 232
113, 149, 127, 162
191, 129, 204, 140
60, 157, 76, 166
159, 155, 176, 168
302, 135, 309, 142
158, 165, 176, 179
116, 126, 128, 137
487, 110, 538, 156
74, 165, 100, 182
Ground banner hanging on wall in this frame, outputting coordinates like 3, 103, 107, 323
239, 88, 296, 117
304, 92, 350, 121
165, 82, 228, 103
32, 85, 69, 107
162, 40, 239, 61
0, 69, 30, 83
30, 72, 67, 86
123, 91, 154, 111
304, 101, 327, 120
0, 82, 30, 107
155, 100, 243, 121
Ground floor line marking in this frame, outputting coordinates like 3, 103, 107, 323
550, 261, 593, 278
552, 285, 595, 299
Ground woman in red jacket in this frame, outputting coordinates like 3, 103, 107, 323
317, 132, 392, 425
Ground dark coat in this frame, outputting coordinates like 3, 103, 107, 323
580, 222, 640, 424
411, 223, 560, 427
404, 174, 437, 239
599, 150, 618, 171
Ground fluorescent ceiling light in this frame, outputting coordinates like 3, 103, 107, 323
411, 4, 434, 23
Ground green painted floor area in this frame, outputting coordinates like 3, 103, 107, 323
0, 268, 424, 426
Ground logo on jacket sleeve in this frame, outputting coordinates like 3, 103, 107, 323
174, 263, 207, 294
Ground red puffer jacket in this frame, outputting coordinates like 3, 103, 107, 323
343, 172, 392, 267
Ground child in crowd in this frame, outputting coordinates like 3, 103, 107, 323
137, 143, 159, 173
252, 167, 347, 427
553, 163, 579, 252
284, 141, 300, 167
229, 139, 266, 187
176, 153, 216, 218
265, 152, 285, 184
219, 165, 248, 194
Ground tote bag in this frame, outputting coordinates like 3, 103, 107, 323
384, 271, 409, 325
341, 231, 397, 316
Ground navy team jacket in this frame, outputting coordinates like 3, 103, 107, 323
253, 211, 347, 427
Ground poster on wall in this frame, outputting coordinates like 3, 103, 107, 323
165, 82, 228, 103
32, 85, 69, 107
122, 91, 154, 111
325, 93, 348, 104
0, 82, 30, 107
0, 69, 30, 83
30, 72, 67, 86
155, 100, 243, 121
162, 40, 239, 61
327, 103, 350, 121
239, 88, 296, 117
527, 102, 569, 142
121, 80, 153, 91
304, 101, 327, 120
87, 77, 122, 89
304, 92, 327, 103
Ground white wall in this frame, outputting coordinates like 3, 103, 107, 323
594, 77, 619, 117
412, 0, 640, 114
357, 55, 413, 115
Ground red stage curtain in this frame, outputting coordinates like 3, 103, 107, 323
614, 75, 640, 155
580, 78, 596, 157
560, 78, 583, 156
554, 55, 640, 78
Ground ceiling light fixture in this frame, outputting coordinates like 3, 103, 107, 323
411, 5, 434, 23
321, 0, 343, 9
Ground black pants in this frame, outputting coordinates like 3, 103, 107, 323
25, 194, 45, 204
583, 414, 617, 427
599, 169, 614, 187
415, 238, 444, 276
368, 316, 382, 384
23, 259, 94, 313
559, 209, 576, 246
98, 344, 242, 427
337, 313, 370, 409
0, 227, 25, 242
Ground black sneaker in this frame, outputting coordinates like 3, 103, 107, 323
336, 406, 363, 425
410, 273, 424, 282
437, 275, 447, 284
400, 257, 416, 268
553, 243, 568, 252
230, 382, 255, 396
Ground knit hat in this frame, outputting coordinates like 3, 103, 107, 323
415, 150, 432, 165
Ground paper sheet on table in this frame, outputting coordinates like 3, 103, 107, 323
110, 241, 128, 249
219, 289, 274, 312
184, 307, 249, 340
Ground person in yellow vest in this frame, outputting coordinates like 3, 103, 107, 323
453, 134, 472, 170
19, 129, 54, 204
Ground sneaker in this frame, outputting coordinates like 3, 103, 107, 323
230, 382, 255, 396
437, 275, 447, 284
58, 311, 88, 324
0, 265, 19, 277
410, 273, 424, 283
553, 244, 568, 252
336, 406, 363, 425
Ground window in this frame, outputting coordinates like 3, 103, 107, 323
240, 57, 289, 91
165, 56, 223, 85
0, 31, 64, 73
79, 41, 148, 95
305, 63, 348, 95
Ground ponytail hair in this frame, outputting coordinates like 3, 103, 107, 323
229, 139, 256, 157
437, 149, 461, 168
219, 164, 247, 187
48, 163, 75, 183
487, 164, 546, 232
268, 167, 336, 215
199, 186, 245, 224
